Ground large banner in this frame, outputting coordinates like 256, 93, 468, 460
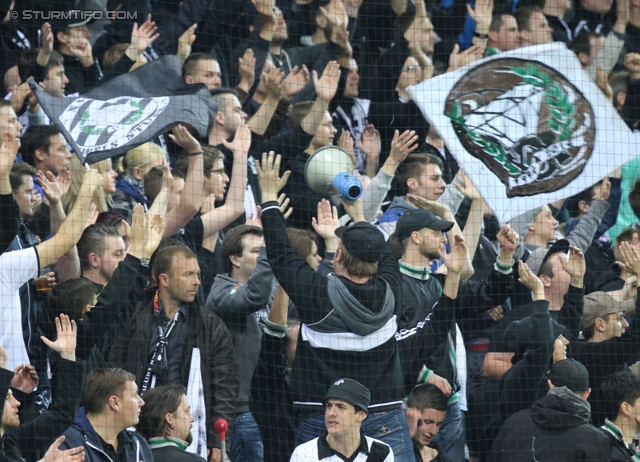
29, 55, 217, 165
407, 43, 637, 223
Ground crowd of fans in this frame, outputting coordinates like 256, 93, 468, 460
0, 0, 639, 460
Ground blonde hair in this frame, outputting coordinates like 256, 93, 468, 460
337, 242, 379, 277
122, 143, 167, 177
63, 157, 113, 212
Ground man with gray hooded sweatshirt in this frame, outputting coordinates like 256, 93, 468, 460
256, 152, 413, 460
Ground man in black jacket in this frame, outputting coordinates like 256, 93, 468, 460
109, 246, 239, 462
257, 152, 414, 460
598, 372, 640, 461
0, 314, 85, 462
488, 358, 611, 462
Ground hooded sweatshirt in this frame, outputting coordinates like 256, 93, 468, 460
488, 387, 612, 462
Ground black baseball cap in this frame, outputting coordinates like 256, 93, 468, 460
324, 378, 371, 413
396, 209, 454, 241
335, 222, 386, 263
547, 359, 589, 392
525, 239, 570, 276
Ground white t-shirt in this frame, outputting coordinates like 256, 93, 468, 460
0, 247, 39, 370
290, 433, 394, 462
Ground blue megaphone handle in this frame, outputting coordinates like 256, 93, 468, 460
332, 172, 363, 202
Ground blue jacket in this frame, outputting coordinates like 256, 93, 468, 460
59, 407, 153, 462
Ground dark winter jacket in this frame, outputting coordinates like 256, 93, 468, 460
59, 407, 153, 462
109, 294, 239, 449
488, 387, 612, 462
0, 358, 85, 462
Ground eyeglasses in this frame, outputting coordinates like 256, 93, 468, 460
210, 169, 226, 177
402, 65, 420, 72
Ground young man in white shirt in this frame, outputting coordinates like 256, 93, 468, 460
290, 378, 394, 462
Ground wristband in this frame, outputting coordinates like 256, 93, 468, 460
187, 150, 203, 156
474, 32, 488, 39
495, 258, 514, 272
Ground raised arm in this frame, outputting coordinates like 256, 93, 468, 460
247, 68, 284, 137
36, 171, 80, 281
148, 159, 176, 232
35, 170, 102, 269
200, 123, 251, 238
163, 125, 203, 237
300, 61, 340, 135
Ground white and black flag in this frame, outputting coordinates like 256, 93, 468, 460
28, 55, 217, 165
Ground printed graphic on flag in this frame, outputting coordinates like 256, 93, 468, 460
59, 96, 170, 157
407, 43, 636, 223
444, 59, 596, 198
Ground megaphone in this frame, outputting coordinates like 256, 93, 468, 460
304, 146, 363, 202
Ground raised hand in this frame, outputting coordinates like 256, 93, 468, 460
68, 34, 94, 67
596, 64, 613, 103
467, 0, 493, 33
617, 241, 640, 277
35, 171, 62, 206
406, 194, 453, 220
40, 314, 77, 361
9, 81, 31, 112
41, 22, 54, 55
595, 176, 611, 201
56, 167, 72, 198
129, 19, 159, 58
177, 24, 197, 61
341, 196, 365, 222
313, 60, 340, 102
447, 44, 483, 73
277, 193, 293, 220
517, 260, 544, 299
257, 151, 291, 202
221, 121, 251, 155
337, 130, 356, 168
282, 65, 310, 97
559, 245, 586, 279
238, 48, 256, 91
454, 169, 482, 200
85, 203, 99, 229
0, 133, 20, 178
624, 53, 640, 79
264, 67, 285, 99
160, 157, 175, 193
11, 365, 39, 394
312, 198, 340, 240
202, 193, 217, 215
168, 124, 201, 154
253, 0, 276, 18
443, 234, 467, 274
388, 130, 419, 165
496, 224, 519, 252
81, 169, 104, 193
358, 125, 381, 160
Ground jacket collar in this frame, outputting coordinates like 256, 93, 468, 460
399, 260, 431, 281
602, 418, 640, 460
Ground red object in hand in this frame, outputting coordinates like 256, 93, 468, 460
215, 418, 228, 442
